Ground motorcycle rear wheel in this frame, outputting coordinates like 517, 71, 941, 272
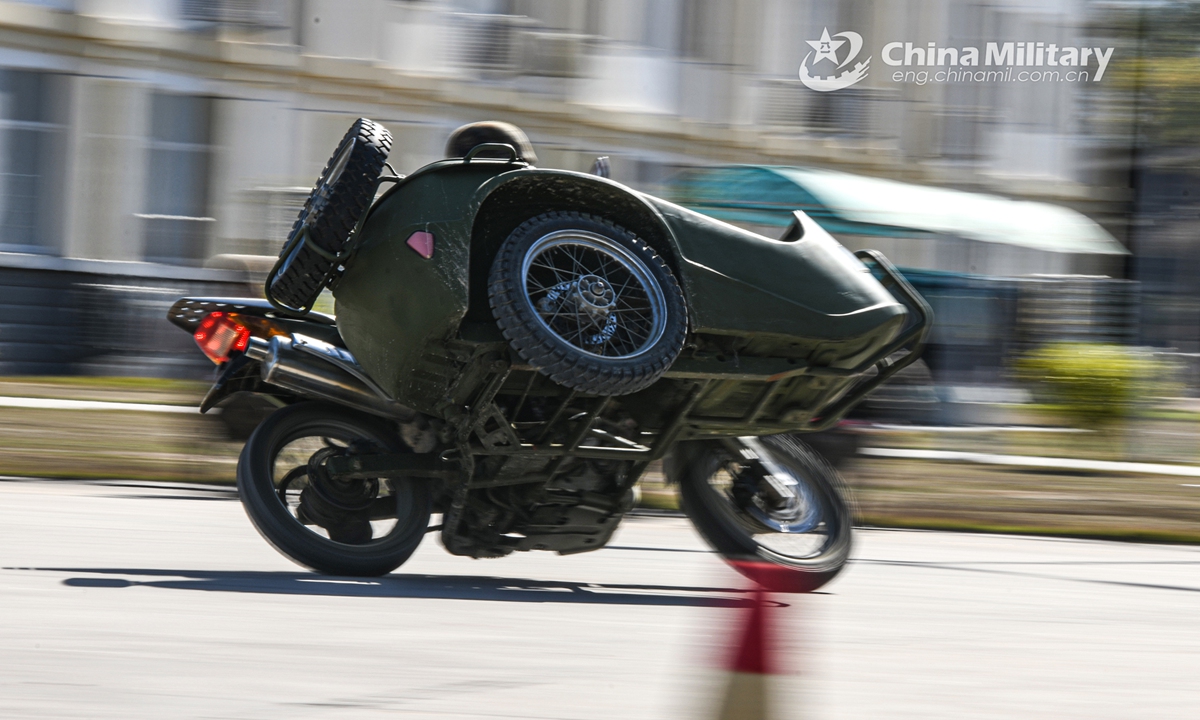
676, 435, 853, 593
237, 402, 431, 576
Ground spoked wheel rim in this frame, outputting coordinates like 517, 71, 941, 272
269, 428, 410, 549
703, 440, 841, 564
520, 229, 668, 360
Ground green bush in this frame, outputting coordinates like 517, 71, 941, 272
1015, 342, 1166, 427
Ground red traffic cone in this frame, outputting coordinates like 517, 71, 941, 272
713, 582, 776, 720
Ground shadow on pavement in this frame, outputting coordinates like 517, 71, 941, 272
17, 567, 762, 607
856, 558, 1200, 594
605, 545, 714, 554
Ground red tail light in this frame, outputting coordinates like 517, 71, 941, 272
194, 312, 251, 364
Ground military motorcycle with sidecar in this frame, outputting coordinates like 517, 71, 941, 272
168, 119, 930, 592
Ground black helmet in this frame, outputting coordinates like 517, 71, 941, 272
445, 121, 537, 164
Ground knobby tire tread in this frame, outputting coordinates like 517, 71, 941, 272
675, 435, 853, 593
269, 119, 392, 310
237, 402, 431, 577
488, 211, 687, 396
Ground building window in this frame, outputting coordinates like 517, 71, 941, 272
0, 69, 64, 252
142, 92, 214, 265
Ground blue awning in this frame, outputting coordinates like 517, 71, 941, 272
665, 166, 1128, 256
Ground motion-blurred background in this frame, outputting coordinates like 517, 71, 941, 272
0, 0, 1196, 541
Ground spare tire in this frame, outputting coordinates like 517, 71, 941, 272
488, 211, 687, 396
268, 118, 392, 312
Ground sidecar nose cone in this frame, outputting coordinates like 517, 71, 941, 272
406, 231, 435, 259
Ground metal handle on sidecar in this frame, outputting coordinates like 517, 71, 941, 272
804, 250, 934, 432
463, 143, 520, 164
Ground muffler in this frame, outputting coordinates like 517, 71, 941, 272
245, 335, 415, 420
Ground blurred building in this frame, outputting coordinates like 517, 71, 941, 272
0, 0, 1154, 375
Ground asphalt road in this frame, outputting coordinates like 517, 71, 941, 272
1, 479, 1197, 719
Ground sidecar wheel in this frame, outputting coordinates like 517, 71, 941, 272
268, 118, 392, 312
675, 435, 853, 593
488, 211, 687, 396
237, 402, 431, 576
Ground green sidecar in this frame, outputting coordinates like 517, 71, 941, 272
326, 144, 927, 436
176, 119, 930, 592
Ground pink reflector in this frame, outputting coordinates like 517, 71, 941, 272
406, 231, 435, 259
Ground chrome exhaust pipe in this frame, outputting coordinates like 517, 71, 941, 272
245, 335, 415, 421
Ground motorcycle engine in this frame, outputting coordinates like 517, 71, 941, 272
444, 456, 634, 559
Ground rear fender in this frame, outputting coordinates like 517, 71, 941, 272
166, 296, 344, 348
465, 170, 685, 322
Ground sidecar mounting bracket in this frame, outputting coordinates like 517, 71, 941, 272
264, 170, 406, 318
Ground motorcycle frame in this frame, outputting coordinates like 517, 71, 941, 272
315, 247, 930, 482
313, 248, 927, 548
183, 212, 929, 489
175, 142, 932, 551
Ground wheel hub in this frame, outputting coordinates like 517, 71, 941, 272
297, 446, 379, 545
732, 437, 821, 534
572, 274, 617, 320
520, 230, 670, 360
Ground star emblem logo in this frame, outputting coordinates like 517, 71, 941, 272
798, 29, 870, 93
806, 27, 846, 65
